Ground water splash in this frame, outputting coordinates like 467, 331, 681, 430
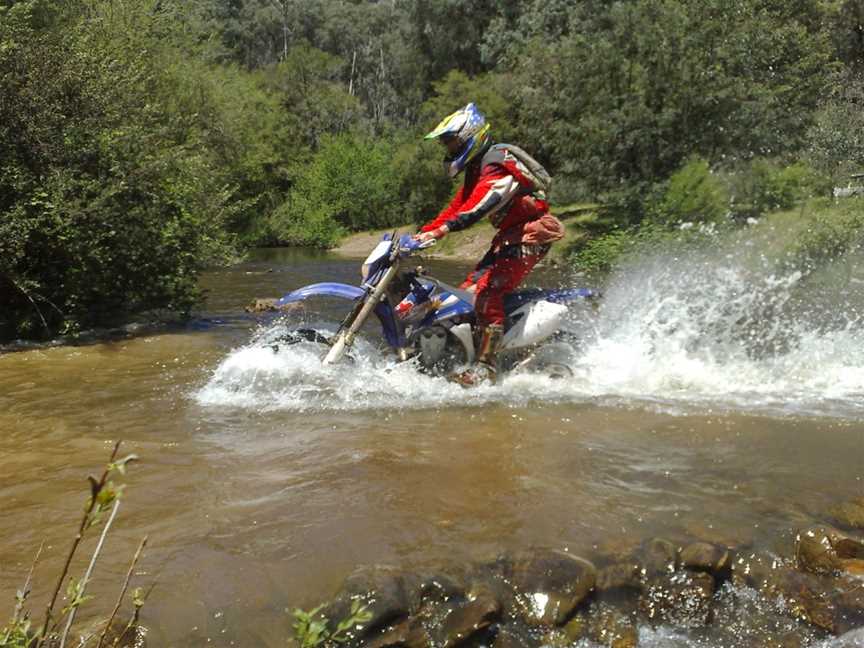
196, 238, 864, 419
568, 239, 864, 418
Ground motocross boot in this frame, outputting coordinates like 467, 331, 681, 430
450, 324, 502, 388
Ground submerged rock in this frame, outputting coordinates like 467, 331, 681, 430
680, 542, 732, 581
507, 549, 596, 626
833, 584, 864, 635
586, 604, 638, 648
595, 562, 643, 595
834, 627, 864, 647
434, 585, 501, 648
639, 570, 715, 627
795, 525, 864, 577
641, 538, 678, 578
365, 618, 430, 648
324, 567, 414, 640
408, 573, 466, 614
830, 498, 864, 531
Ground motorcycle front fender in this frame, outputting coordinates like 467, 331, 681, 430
276, 282, 403, 349
276, 282, 366, 305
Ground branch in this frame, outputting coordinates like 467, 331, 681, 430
13, 541, 44, 625
95, 536, 147, 648
38, 441, 122, 647
58, 499, 121, 648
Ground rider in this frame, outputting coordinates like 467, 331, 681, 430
414, 102, 565, 387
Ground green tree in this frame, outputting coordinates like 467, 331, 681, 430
268, 132, 404, 247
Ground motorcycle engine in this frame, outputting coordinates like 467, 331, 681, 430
418, 326, 448, 367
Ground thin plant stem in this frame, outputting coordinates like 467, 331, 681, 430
39, 441, 122, 647
58, 499, 121, 648
95, 536, 147, 648
13, 541, 44, 625
112, 581, 156, 648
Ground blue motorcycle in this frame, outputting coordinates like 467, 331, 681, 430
275, 234, 597, 378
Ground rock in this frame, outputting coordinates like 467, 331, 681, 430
324, 567, 413, 639
408, 574, 466, 614
594, 536, 643, 563
639, 570, 714, 627
561, 613, 588, 643
587, 604, 638, 648
795, 525, 864, 576
830, 497, 864, 530
595, 563, 643, 595
751, 564, 837, 634
641, 538, 678, 578
245, 297, 298, 313
731, 551, 787, 589
435, 586, 501, 648
365, 618, 430, 648
680, 542, 732, 580
833, 584, 864, 635
840, 558, 864, 577
507, 549, 597, 626
833, 627, 864, 648
492, 624, 542, 648
751, 633, 804, 648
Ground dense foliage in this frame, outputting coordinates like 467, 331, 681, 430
1, 0, 862, 340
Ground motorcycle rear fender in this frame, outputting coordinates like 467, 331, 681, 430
276, 282, 403, 348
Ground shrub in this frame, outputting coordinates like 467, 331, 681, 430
0, 0, 237, 341
784, 197, 864, 272
650, 157, 729, 226
268, 132, 405, 247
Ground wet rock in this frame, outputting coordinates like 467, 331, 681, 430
594, 537, 643, 563
746, 563, 838, 634
561, 613, 588, 643
829, 497, 864, 530
434, 585, 501, 648
731, 550, 787, 589
586, 604, 638, 648
680, 542, 732, 580
365, 618, 430, 648
840, 558, 864, 577
639, 570, 715, 627
833, 627, 864, 647
408, 574, 466, 614
595, 562, 643, 595
751, 633, 805, 648
245, 297, 298, 313
492, 624, 542, 648
324, 567, 413, 639
682, 521, 753, 549
795, 525, 864, 576
833, 584, 864, 635
507, 549, 596, 626
641, 538, 678, 578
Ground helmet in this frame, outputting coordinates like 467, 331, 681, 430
425, 102, 491, 178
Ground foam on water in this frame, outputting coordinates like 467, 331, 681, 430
195, 237, 864, 420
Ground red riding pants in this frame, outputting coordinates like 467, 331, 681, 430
460, 245, 548, 326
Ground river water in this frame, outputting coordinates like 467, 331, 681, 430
1, 245, 863, 647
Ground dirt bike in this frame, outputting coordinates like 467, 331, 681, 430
274, 233, 598, 379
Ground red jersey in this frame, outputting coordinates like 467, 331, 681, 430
420, 146, 564, 248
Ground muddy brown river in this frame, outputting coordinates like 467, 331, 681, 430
1, 247, 863, 646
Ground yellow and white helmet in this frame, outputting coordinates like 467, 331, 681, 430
425, 102, 491, 178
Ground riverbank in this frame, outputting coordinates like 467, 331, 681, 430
332, 204, 602, 262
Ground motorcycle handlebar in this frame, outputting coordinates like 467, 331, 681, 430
397, 234, 436, 256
